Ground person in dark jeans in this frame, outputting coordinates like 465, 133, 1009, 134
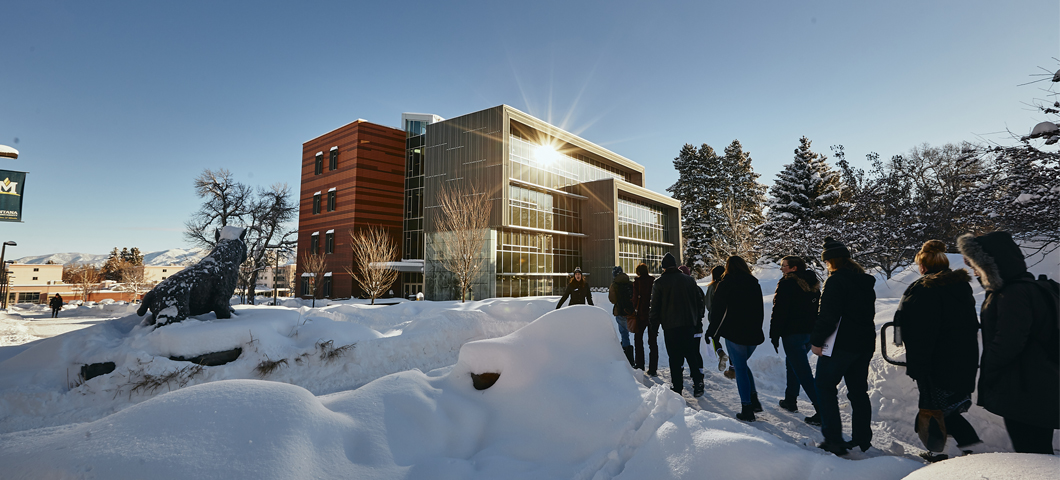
770, 255, 821, 426
650, 252, 706, 397
632, 263, 659, 375
895, 240, 982, 460
609, 265, 636, 367
49, 293, 63, 318
811, 237, 877, 456
959, 231, 1059, 454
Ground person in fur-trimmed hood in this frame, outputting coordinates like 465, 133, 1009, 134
957, 231, 1059, 454
769, 255, 821, 426
895, 240, 982, 458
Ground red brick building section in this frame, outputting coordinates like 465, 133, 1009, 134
296, 119, 406, 299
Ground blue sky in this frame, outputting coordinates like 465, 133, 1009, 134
1, 0, 1056, 258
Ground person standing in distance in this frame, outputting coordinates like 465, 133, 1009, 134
811, 237, 876, 456
650, 253, 706, 397
557, 267, 594, 309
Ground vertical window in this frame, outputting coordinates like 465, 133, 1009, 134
323, 276, 332, 297
327, 191, 336, 211
325, 232, 334, 254
313, 193, 321, 214
329, 149, 338, 170
301, 277, 310, 296
315, 153, 323, 175
310, 234, 319, 254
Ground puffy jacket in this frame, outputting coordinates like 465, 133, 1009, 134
769, 269, 820, 341
649, 268, 705, 331
556, 278, 594, 308
894, 268, 980, 394
705, 270, 764, 346
811, 268, 877, 354
977, 275, 1059, 429
608, 273, 635, 316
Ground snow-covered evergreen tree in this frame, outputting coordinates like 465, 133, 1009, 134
667, 143, 723, 269
757, 136, 849, 269
708, 140, 766, 263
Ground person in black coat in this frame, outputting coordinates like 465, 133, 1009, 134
49, 293, 63, 318
895, 240, 982, 458
958, 231, 1059, 454
649, 252, 706, 397
631, 263, 658, 375
705, 255, 764, 421
556, 267, 594, 309
609, 265, 636, 366
770, 255, 821, 425
811, 237, 876, 456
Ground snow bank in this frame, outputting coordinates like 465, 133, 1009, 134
0, 306, 922, 479
901, 452, 1058, 479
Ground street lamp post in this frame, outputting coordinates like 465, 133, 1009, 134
266, 244, 281, 305
0, 241, 15, 309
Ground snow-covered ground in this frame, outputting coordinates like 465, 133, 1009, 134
0, 255, 1057, 479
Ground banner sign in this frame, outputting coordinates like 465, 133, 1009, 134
0, 170, 27, 222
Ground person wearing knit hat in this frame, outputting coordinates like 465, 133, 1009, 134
811, 236, 877, 456
608, 265, 636, 366
649, 252, 706, 397
957, 231, 1059, 454
556, 267, 594, 309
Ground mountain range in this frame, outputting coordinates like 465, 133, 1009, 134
14, 248, 209, 267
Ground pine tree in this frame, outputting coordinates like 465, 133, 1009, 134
757, 136, 849, 269
667, 143, 724, 268
708, 140, 766, 263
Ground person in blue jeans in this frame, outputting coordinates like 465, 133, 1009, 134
769, 255, 822, 426
706, 255, 765, 421
811, 237, 877, 456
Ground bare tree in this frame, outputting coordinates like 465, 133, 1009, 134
185, 169, 298, 305
300, 252, 328, 308
184, 168, 253, 248
435, 185, 493, 302
708, 197, 761, 265
346, 226, 399, 305
120, 265, 151, 303
69, 264, 102, 303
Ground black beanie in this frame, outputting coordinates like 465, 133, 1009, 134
661, 252, 677, 269
821, 237, 851, 261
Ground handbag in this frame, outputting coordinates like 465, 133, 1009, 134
626, 314, 638, 331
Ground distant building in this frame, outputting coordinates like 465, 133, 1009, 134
297, 105, 681, 301
142, 265, 184, 284
255, 264, 296, 297
4, 263, 66, 304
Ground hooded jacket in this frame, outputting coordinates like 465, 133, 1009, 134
705, 270, 765, 346
894, 268, 980, 394
769, 269, 820, 340
608, 272, 635, 316
958, 232, 1059, 429
811, 268, 877, 354
649, 267, 705, 331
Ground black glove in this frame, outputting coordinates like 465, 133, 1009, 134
771, 337, 780, 353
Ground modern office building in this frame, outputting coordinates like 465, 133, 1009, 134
299, 105, 681, 301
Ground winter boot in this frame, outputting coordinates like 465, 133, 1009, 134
723, 366, 736, 380
751, 393, 763, 413
804, 413, 822, 426
779, 398, 798, 412
693, 381, 705, 398
736, 404, 756, 422
843, 438, 871, 452
623, 346, 635, 368
818, 440, 848, 456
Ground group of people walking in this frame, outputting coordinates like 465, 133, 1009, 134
557, 230, 1058, 457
